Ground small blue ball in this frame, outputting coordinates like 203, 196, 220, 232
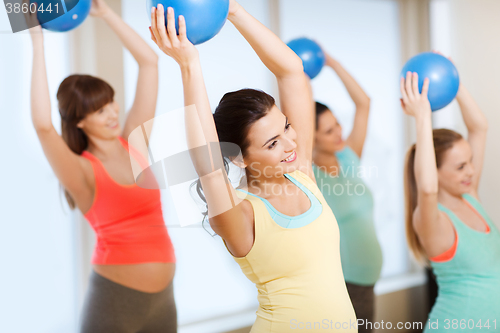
401, 52, 460, 112
33, 0, 92, 32
146, 0, 229, 45
287, 38, 326, 80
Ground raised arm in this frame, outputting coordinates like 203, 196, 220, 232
401, 72, 447, 257
28, 12, 90, 203
324, 53, 371, 157
90, 0, 159, 143
455, 85, 488, 196
150, 5, 253, 257
228, 1, 315, 175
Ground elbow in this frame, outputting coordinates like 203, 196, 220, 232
469, 121, 488, 136
420, 187, 438, 196
292, 55, 305, 74
356, 97, 371, 111
34, 123, 54, 135
283, 53, 305, 76
140, 52, 159, 68
365, 96, 372, 107
478, 120, 489, 132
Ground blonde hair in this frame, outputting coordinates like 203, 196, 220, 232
404, 128, 463, 263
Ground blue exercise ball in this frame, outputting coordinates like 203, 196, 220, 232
287, 38, 326, 79
34, 0, 92, 32
401, 52, 460, 111
146, 0, 229, 45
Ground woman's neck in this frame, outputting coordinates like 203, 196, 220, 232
86, 135, 122, 160
438, 189, 465, 210
312, 148, 338, 168
244, 169, 294, 199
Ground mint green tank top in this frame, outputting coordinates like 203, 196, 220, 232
313, 146, 383, 286
425, 194, 500, 332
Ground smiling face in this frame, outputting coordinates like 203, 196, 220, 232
243, 105, 298, 178
314, 110, 345, 154
437, 139, 475, 195
77, 101, 121, 139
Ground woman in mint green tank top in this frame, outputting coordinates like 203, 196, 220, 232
401, 63, 500, 332
312, 52, 382, 333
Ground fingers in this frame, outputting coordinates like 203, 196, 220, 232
150, 7, 160, 44
178, 15, 188, 41
151, 5, 172, 50
25, 0, 41, 28
156, 5, 171, 46
421, 78, 430, 98
149, 26, 157, 44
165, 6, 180, 46
400, 98, 410, 114
412, 72, 420, 97
405, 71, 414, 100
400, 77, 409, 105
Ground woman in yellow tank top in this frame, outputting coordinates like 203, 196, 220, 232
149, 1, 356, 331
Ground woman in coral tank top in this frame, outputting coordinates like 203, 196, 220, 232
28, 1, 176, 332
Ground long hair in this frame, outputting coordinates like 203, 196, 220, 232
315, 101, 331, 130
404, 128, 464, 263
192, 89, 275, 230
57, 75, 115, 209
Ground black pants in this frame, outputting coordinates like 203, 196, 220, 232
346, 282, 375, 333
80, 271, 177, 333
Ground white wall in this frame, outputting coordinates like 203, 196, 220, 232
280, 0, 408, 278
0, 14, 78, 333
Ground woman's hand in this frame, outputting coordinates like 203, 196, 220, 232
432, 50, 464, 96
149, 5, 198, 68
90, 0, 111, 18
400, 72, 431, 119
323, 50, 337, 68
228, 0, 242, 18
24, 0, 43, 42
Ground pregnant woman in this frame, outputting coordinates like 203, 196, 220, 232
312, 52, 382, 333
28, 1, 177, 332
402, 69, 500, 332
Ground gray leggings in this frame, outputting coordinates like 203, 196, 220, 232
346, 282, 375, 333
80, 271, 177, 333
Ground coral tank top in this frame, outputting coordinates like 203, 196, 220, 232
81, 137, 175, 265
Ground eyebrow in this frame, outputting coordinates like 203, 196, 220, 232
262, 117, 289, 147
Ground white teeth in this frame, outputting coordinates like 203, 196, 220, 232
282, 151, 295, 162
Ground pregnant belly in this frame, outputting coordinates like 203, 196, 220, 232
93, 262, 176, 293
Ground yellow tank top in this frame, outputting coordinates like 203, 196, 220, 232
227, 170, 357, 332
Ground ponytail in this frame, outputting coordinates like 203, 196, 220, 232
404, 144, 427, 264
404, 129, 463, 264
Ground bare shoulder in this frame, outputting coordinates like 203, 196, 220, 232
78, 156, 95, 188
67, 155, 96, 211
238, 195, 255, 228
466, 189, 480, 202
413, 207, 455, 258
412, 205, 447, 233
215, 198, 255, 258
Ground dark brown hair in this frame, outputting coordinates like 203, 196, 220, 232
57, 75, 115, 209
404, 128, 463, 263
214, 89, 276, 158
315, 101, 333, 130
193, 89, 275, 231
